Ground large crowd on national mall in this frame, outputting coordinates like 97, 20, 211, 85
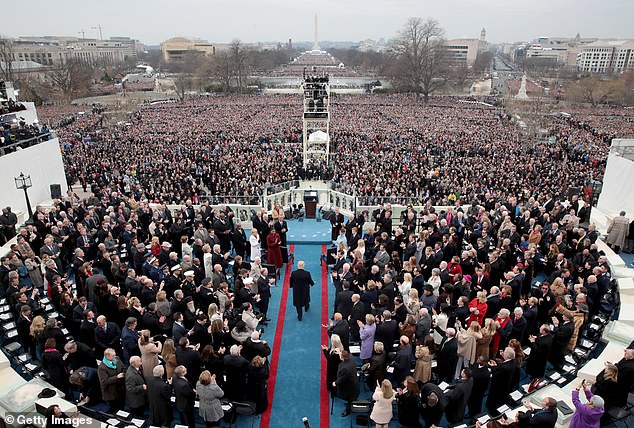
1, 95, 634, 428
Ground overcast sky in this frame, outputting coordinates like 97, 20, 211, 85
3, 0, 633, 45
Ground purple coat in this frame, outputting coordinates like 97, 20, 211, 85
569, 389, 604, 428
359, 323, 376, 360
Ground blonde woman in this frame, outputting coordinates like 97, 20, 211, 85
455, 320, 482, 380
249, 229, 261, 261
30, 315, 46, 360
208, 303, 222, 322
139, 329, 162, 378
203, 244, 214, 278
413, 336, 434, 383
399, 273, 413, 304
322, 334, 344, 397
370, 379, 395, 428
406, 289, 421, 319
155, 291, 171, 317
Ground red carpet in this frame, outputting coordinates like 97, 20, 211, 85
320, 244, 330, 427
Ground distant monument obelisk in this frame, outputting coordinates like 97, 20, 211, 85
516, 74, 529, 100
312, 14, 320, 52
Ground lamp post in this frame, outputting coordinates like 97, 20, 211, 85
14, 172, 33, 218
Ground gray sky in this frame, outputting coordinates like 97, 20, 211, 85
3, 0, 634, 45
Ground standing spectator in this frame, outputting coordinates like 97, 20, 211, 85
370, 379, 395, 428
436, 327, 458, 383
455, 321, 482, 380
569, 380, 604, 428
42, 338, 69, 397
147, 365, 172, 428
592, 363, 619, 424
606, 211, 630, 253
247, 355, 270, 414
526, 325, 553, 392
161, 338, 178, 379
468, 356, 491, 419
334, 351, 359, 417
97, 348, 125, 412
121, 317, 140, 364
445, 368, 473, 425
396, 377, 423, 428
486, 347, 516, 414
173, 365, 196, 428
393, 336, 415, 386
196, 370, 225, 428
125, 356, 147, 417
138, 329, 162, 378
413, 336, 434, 384
549, 311, 574, 369
358, 314, 377, 363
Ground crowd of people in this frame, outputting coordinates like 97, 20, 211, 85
34, 93, 634, 206
322, 199, 634, 426
0, 196, 290, 427
1, 182, 633, 426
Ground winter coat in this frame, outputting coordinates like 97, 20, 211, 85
196, 382, 225, 423
606, 215, 629, 248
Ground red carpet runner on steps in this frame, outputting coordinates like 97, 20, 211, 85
320, 244, 330, 427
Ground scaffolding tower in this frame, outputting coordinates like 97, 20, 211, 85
302, 68, 330, 167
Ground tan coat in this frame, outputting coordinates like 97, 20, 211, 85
475, 329, 493, 362
163, 352, 177, 379
607, 215, 630, 248
413, 345, 432, 383
139, 339, 162, 378
457, 329, 482, 364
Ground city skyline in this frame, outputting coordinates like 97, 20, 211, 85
2, 0, 634, 46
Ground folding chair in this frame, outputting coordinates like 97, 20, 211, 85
349, 400, 372, 427
231, 401, 258, 428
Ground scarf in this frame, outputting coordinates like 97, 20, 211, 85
102, 357, 117, 369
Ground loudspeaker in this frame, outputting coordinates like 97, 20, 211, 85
50, 184, 62, 199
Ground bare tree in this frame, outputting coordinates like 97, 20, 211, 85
0, 37, 16, 83
390, 17, 448, 102
229, 39, 250, 91
213, 51, 232, 91
49, 58, 93, 102
567, 77, 617, 107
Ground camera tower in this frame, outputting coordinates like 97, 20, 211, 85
302, 69, 330, 167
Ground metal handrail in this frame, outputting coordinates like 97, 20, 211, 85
0, 132, 54, 156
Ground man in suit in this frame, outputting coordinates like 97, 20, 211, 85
172, 365, 196, 428
486, 347, 517, 414
94, 315, 121, 355
348, 294, 365, 341
468, 356, 491, 418
176, 337, 201, 385
334, 281, 354, 319
445, 368, 473, 424
374, 310, 399, 353
523, 396, 558, 428
436, 327, 458, 383
147, 365, 172, 428
549, 311, 574, 369
289, 261, 314, 321
125, 356, 147, 417
326, 312, 350, 351
330, 207, 345, 242
172, 312, 187, 342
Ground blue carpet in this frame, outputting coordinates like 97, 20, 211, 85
286, 219, 332, 244
267, 244, 324, 427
